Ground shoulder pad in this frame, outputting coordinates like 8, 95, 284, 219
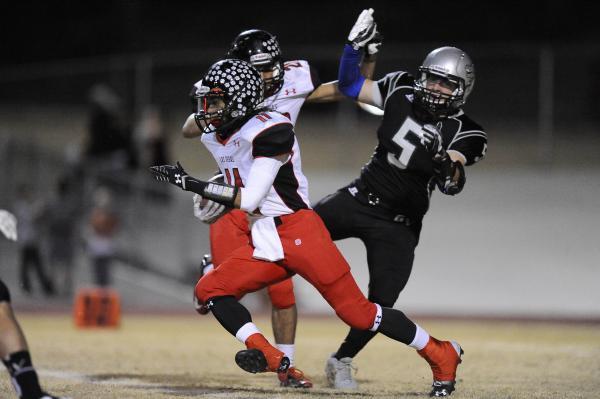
240, 111, 292, 140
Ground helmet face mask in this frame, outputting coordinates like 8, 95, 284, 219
194, 59, 264, 138
195, 87, 227, 130
227, 29, 284, 97
413, 46, 475, 120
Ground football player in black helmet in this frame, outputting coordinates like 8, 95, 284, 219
179, 13, 383, 389
227, 29, 284, 97
182, 22, 382, 138
193, 58, 265, 140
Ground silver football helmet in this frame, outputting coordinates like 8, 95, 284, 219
413, 46, 475, 119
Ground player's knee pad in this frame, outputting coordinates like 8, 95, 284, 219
195, 272, 234, 304
334, 298, 377, 331
0, 279, 11, 303
267, 279, 295, 309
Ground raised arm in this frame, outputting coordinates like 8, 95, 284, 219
307, 9, 382, 104
337, 9, 384, 107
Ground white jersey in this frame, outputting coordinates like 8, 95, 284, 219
261, 60, 318, 125
191, 59, 318, 127
201, 111, 310, 217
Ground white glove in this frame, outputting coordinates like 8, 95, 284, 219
0, 210, 17, 241
192, 173, 231, 224
193, 194, 230, 224
348, 8, 378, 51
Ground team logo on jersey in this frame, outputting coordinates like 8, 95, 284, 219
405, 94, 414, 102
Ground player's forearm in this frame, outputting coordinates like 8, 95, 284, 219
360, 53, 377, 80
338, 44, 366, 99
306, 81, 345, 103
182, 114, 202, 138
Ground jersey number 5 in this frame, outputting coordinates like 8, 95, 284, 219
387, 117, 426, 169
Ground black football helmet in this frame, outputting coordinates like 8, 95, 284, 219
413, 46, 475, 120
227, 29, 284, 97
194, 59, 264, 138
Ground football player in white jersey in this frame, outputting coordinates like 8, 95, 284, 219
151, 59, 465, 395
178, 20, 381, 388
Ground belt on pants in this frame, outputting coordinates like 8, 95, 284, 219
346, 185, 412, 226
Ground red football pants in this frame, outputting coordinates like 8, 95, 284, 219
197, 210, 377, 330
210, 209, 295, 309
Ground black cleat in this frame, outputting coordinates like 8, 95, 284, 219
430, 380, 456, 397
429, 345, 464, 396
280, 367, 313, 388
235, 348, 290, 375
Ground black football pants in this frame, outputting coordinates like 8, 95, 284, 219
313, 188, 418, 359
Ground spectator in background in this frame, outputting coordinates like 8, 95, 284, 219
44, 176, 80, 297
13, 185, 55, 296
134, 105, 170, 168
87, 186, 119, 287
85, 84, 138, 172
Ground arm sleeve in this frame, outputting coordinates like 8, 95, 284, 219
252, 123, 295, 158
240, 157, 284, 212
338, 44, 366, 99
447, 131, 488, 166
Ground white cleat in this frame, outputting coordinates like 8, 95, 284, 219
325, 353, 358, 390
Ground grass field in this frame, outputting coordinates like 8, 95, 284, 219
1, 314, 599, 399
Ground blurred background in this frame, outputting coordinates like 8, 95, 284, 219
0, 0, 598, 320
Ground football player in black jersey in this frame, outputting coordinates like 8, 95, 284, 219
316, 10, 487, 397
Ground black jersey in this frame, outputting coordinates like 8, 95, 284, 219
357, 71, 487, 220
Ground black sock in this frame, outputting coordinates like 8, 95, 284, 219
335, 329, 377, 359
2, 350, 44, 399
209, 295, 252, 337
377, 307, 417, 345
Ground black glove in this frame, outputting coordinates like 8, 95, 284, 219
421, 124, 443, 155
149, 162, 190, 190
434, 153, 465, 196
149, 162, 239, 207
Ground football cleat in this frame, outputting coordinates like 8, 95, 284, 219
325, 354, 358, 389
418, 338, 463, 397
194, 254, 214, 315
280, 366, 313, 388
235, 348, 290, 382
39, 394, 71, 399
